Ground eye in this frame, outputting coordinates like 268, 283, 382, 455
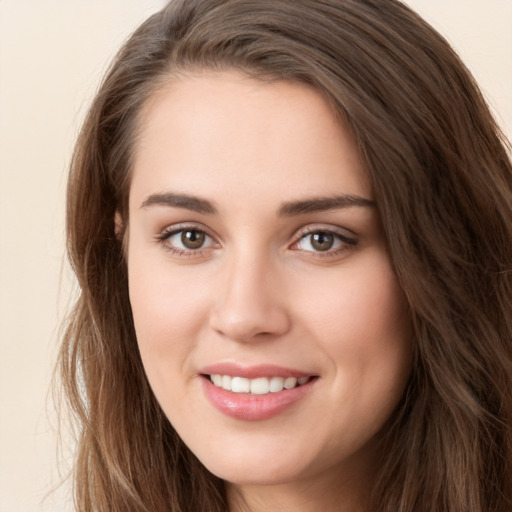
294, 229, 356, 254
175, 229, 207, 249
158, 227, 216, 254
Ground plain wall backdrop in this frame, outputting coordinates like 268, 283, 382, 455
0, 1, 510, 511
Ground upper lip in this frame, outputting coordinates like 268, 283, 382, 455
200, 362, 315, 380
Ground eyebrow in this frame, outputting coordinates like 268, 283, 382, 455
140, 192, 375, 216
278, 195, 375, 216
140, 193, 217, 215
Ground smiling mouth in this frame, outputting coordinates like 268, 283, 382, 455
205, 374, 315, 395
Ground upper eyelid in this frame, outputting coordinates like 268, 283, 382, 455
157, 226, 218, 255
289, 225, 358, 254
160, 222, 216, 238
156, 224, 219, 249
292, 223, 357, 240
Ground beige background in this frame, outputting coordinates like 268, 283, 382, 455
0, 1, 510, 511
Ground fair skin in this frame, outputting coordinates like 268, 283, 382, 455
124, 72, 412, 512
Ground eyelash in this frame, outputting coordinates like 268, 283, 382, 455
292, 227, 357, 258
155, 224, 357, 258
155, 225, 216, 257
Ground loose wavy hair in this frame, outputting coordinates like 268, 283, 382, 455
60, 1, 512, 511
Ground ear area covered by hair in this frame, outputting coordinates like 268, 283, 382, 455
114, 211, 123, 239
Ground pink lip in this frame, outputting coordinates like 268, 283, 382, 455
199, 363, 317, 421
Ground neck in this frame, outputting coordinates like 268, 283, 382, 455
226, 463, 371, 512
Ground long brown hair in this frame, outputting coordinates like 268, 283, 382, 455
60, 1, 512, 510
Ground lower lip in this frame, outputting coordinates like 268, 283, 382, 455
201, 377, 316, 421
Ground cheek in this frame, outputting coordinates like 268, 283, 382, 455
130, 278, 205, 344
307, 260, 407, 336
128, 232, 207, 326
297, 255, 412, 415
126, 244, 214, 389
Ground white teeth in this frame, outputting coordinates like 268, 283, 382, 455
209, 374, 311, 394
231, 377, 250, 393
284, 377, 297, 389
269, 377, 284, 392
250, 377, 270, 394
211, 374, 223, 386
221, 375, 232, 390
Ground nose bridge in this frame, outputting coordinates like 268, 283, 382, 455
210, 244, 289, 342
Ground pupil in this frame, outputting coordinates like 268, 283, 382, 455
311, 232, 333, 251
181, 230, 205, 249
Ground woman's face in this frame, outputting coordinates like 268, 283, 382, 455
126, 72, 412, 492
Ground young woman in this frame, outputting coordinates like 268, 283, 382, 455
60, 1, 512, 511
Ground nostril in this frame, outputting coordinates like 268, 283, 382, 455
209, 307, 291, 343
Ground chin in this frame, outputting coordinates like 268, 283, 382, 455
188, 434, 312, 485
206, 458, 307, 487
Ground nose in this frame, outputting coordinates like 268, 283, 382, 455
209, 253, 291, 343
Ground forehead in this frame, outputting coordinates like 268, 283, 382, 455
130, 72, 371, 212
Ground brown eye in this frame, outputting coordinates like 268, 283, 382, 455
294, 229, 355, 255
181, 230, 206, 249
161, 227, 215, 254
311, 232, 334, 251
